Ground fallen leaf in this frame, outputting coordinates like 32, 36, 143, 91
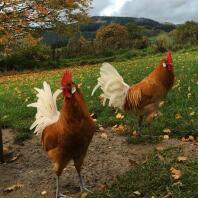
163, 128, 171, 134
41, 191, 47, 196
99, 127, 105, 131
159, 101, 165, 107
177, 156, 187, 162
100, 133, 108, 139
187, 92, 192, 99
189, 136, 194, 141
132, 130, 140, 137
170, 167, 182, 180
81, 192, 88, 198
155, 146, 164, 151
3, 184, 24, 193
162, 192, 173, 198
116, 113, 124, 119
133, 191, 141, 196
163, 135, 169, 140
175, 113, 182, 120
189, 111, 195, 116
181, 137, 187, 142
112, 124, 128, 133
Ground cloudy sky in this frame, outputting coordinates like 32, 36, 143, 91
90, 0, 198, 24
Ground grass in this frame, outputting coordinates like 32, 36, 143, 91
87, 147, 198, 198
0, 48, 198, 141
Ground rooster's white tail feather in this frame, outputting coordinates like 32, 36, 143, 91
92, 63, 129, 110
27, 81, 62, 135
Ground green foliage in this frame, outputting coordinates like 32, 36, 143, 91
0, 44, 52, 72
154, 21, 198, 52
154, 33, 175, 52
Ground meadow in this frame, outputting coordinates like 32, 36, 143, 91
0, 47, 197, 141
0, 47, 198, 197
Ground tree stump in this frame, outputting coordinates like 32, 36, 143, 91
0, 126, 4, 163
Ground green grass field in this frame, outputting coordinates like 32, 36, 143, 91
0, 47, 197, 141
0, 48, 198, 197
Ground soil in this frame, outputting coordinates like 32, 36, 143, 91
0, 129, 198, 198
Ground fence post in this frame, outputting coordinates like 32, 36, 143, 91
0, 126, 4, 163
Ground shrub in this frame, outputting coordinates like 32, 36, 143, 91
96, 23, 129, 50
0, 44, 52, 72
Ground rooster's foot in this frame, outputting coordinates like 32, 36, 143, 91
57, 192, 67, 198
81, 187, 93, 193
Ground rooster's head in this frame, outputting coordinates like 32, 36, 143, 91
162, 51, 173, 72
61, 71, 76, 98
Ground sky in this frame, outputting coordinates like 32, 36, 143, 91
90, 0, 198, 24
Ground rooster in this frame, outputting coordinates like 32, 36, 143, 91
92, 51, 174, 132
28, 71, 95, 198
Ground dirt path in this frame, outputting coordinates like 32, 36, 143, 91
0, 129, 197, 198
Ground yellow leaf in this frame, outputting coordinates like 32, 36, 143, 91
177, 156, 187, 162
81, 192, 88, 198
170, 167, 182, 180
159, 101, 165, 107
133, 191, 141, 196
187, 92, 192, 99
112, 124, 128, 133
163, 128, 171, 134
3, 184, 24, 193
41, 191, 47, 195
175, 113, 182, 120
116, 113, 124, 119
100, 132, 108, 139
189, 111, 195, 116
189, 136, 194, 141
163, 135, 169, 140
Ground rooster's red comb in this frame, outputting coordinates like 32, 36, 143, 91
61, 71, 72, 86
166, 51, 173, 64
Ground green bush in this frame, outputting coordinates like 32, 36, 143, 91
0, 44, 52, 72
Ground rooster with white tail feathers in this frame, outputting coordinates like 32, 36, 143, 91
28, 71, 95, 198
92, 51, 174, 132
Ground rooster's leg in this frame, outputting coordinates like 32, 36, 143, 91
77, 171, 92, 193
74, 158, 92, 193
56, 176, 65, 198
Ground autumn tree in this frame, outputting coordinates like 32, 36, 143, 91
0, 0, 92, 54
96, 23, 129, 50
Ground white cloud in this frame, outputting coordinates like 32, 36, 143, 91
91, 0, 198, 24
99, 0, 131, 16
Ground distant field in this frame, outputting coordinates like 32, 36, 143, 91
0, 48, 198, 141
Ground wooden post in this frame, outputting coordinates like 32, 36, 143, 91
0, 126, 4, 163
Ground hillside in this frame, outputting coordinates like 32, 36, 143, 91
42, 16, 175, 46
80, 16, 175, 39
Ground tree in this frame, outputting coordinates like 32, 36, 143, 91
96, 23, 129, 50
0, 0, 92, 54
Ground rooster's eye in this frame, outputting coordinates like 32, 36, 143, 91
163, 63, 167, 68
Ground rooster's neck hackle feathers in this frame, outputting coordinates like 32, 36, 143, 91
61, 71, 72, 87
166, 51, 173, 72
166, 51, 173, 64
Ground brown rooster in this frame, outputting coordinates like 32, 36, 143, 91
28, 71, 95, 198
92, 51, 174, 131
